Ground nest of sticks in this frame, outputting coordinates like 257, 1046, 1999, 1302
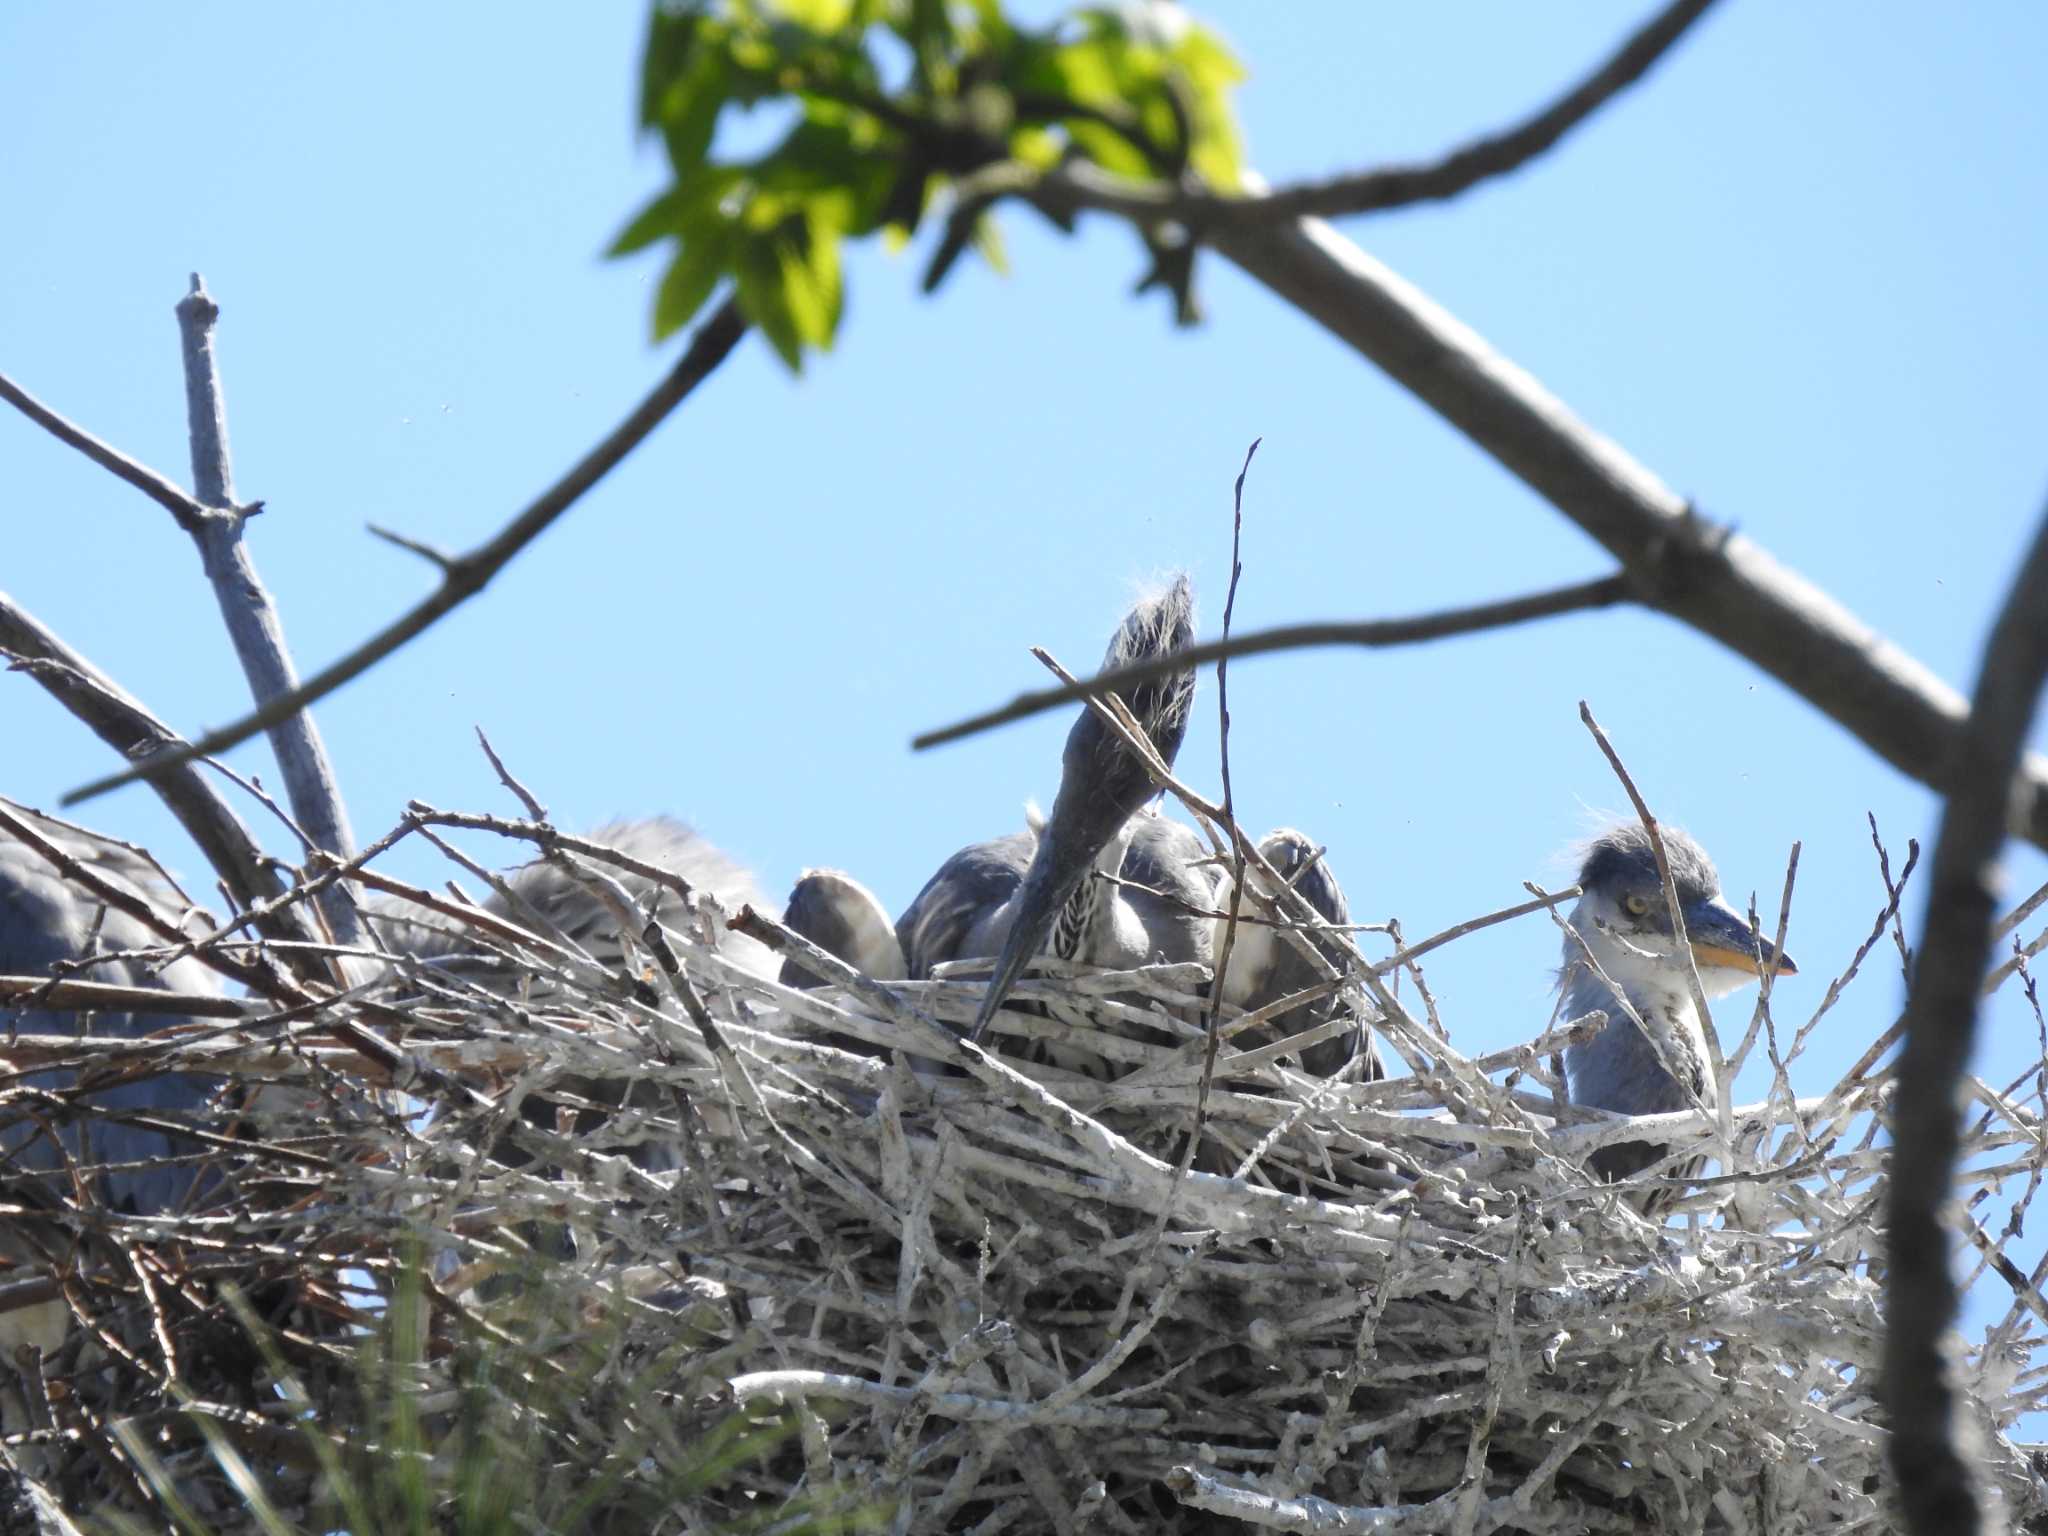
6, 808, 2048, 1535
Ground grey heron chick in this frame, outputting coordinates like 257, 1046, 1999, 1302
896, 575, 1202, 1048
1558, 823, 1795, 1188
368, 817, 778, 1181
1213, 829, 1380, 1080
0, 810, 223, 1382
372, 816, 778, 988
778, 868, 905, 990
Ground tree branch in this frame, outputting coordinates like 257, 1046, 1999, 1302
1885, 502, 2048, 1535
65, 295, 751, 808
1231, 0, 1719, 222
999, 0, 1718, 229
0, 592, 319, 956
913, 573, 1630, 750
1167, 211, 2048, 853
172, 276, 363, 947
0, 373, 208, 534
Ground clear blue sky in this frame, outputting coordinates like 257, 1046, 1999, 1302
5, 5, 2047, 1335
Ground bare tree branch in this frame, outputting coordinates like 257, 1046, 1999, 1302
1230, 0, 1718, 222
171, 276, 362, 947
65, 295, 751, 808
986, 0, 1718, 230
1177, 212, 2048, 854
1885, 503, 2048, 1536
0, 592, 320, 957
0, 373, 208, 533
913, 573, 1630, 750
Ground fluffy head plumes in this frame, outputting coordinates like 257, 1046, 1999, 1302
1576, 821, 1721, 910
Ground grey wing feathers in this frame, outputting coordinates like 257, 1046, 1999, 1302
779, 868, 904, 988
780, 872, 863, 989
1120, 816, 1215, 966
895, 832, 1034, 979
0, 818, 221, 1215
1232, 829, 1379, 1081
371, 816, 777, 983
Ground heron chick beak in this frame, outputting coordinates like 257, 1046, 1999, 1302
968, 823, 1093, 1043
966, 575, 1197, 1044
1684, 894, 1798, 978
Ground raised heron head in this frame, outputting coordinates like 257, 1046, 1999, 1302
968, 575, 1197, 1041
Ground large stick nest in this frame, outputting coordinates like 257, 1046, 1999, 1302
4, 809, 2047, 1535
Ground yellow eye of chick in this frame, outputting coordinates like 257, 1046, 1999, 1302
1624, 894, 1652, 917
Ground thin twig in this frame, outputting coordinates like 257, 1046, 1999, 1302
995, 0, 1720, 230
1198, 438, 1258, 1145
66, 295, 750, 807
0, 373, 207, 533
914, 573, 1631, 750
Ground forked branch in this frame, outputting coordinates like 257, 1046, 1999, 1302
63, 296, 750, 808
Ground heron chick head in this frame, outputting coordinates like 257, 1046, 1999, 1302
1056, 572, 1196, 835
1566, 822, 1796, 1002
969, 574, 1197, 1040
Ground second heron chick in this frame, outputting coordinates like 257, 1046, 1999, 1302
1558, 822, 1796, 1189
1212, 829, 1380, 1080
899, 574, 1203, 1044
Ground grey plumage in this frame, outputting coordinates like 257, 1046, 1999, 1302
843, 576, 1203, 1062
896, 830, 1038, 982
779, 867, 904, 990
1558, 823, 1796, 1189
0, 810, 220, 1218
373, 816, 778, 987
369, 816, 779, 1184
958, 575, 1200, 1041
1213, 829, 1379, 1080
0, 808, 223, 1371
891, 808, 1212, 1075
896, 811, 1215, 981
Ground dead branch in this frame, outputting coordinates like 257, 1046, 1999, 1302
66, 296, 750, 809
1885, 502, 2048, 1536
914, 573, 1629, 750
0, 597, 319, 960
169, 276, 362, 947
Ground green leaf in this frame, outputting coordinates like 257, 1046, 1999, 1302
653, 226, 732, 338
733, 234, 806, 369
1067, 117, 1151, 179
639, 7, 709, 129
771, 0, 855, 28
609, 186, 689, 257
779, 215, 844, 349
970, 210, 1008, 275
659, 39, 733, 173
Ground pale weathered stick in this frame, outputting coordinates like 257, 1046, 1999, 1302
67, 296, 750, 807
170, 276, 362, 947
